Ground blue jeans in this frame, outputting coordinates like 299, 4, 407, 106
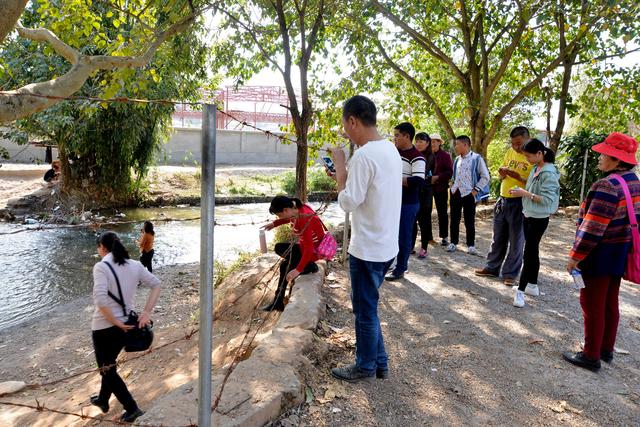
393, 203, 420, 275
349, 255, 394, 373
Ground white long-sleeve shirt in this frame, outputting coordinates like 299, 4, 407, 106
451, 151, 491, 198
92, 253, 161, 331
338, 139, 402, 262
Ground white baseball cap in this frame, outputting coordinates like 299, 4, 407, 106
430, 133, 443, 141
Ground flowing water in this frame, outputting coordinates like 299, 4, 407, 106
0, 202, 344, 330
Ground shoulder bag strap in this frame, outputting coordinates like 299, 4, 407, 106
103, 261, 127, 317
609, 174, 640, 246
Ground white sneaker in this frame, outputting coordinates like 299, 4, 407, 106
446, 243, 457, 252
513, 289, 525, 308
467, 246, 479, 256
524, 284, 539, 296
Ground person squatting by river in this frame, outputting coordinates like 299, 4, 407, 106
90, 231, 161, 423
260, 195, 325, 311
137, 221, 155, 273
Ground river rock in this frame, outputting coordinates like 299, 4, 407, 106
0, 380, 27, 396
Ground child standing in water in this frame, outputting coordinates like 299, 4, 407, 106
138, 221, 155, 272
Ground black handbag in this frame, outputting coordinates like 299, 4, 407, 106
103, 261, 154, 352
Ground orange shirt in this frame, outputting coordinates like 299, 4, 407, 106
139, 233, 154, 253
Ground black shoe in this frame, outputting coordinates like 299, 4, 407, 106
90, 395, 109, 413
331, 363, 375, 382
120, 408, 144, 423
301, 262, 319, 275
260, 300, 285, 312
376, 367, 389, 379
601, 350, 614, 363
385, 272, 404, 281
440, 239, 449, 246
562, 351, 601, 372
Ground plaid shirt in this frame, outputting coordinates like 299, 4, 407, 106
570, 171, 640, 275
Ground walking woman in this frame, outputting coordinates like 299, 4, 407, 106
261, 195, 325, 311
430, 134, 453, 246
137, 221, 155, 272
90, 232, 161, 422
412, 132, 436, 258
564, 133, 640, 372
507, 139, 559, 308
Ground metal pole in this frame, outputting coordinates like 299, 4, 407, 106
579, 148, 589, 202
199, 104, 216, 427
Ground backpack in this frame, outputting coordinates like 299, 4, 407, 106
452, 152, 490, 202
610, 174, 640, 285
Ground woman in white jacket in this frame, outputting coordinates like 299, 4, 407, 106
90, 231, 161, 423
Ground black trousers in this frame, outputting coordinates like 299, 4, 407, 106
433, 190, 449, 239
92, 326, 138, 412
140, 249, 154, 273
518, 217, 550, 290
449, 190, 476, 246
412, 186, 434, 249
274, 243, 303, 303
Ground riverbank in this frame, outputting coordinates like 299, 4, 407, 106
0, 164, 337, 222
0, 253, 287, 425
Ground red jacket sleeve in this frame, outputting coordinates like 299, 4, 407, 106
273, 218, 290, 227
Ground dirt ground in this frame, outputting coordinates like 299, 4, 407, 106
0, 164, 50, 210
0, 256, 283, 426
271, 216, 640, 427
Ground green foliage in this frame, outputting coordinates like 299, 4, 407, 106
0, 1, 208, 203
572, 65, 640, 134
214, 250, 259, 288
330, 0, 639, 156
557, 130, 606, 205
281, 168, 336, 194
486, 140, 510, 198
273, 224, 296, 245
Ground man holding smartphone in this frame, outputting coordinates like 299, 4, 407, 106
328, 95, 402, 382
475, 126, 532, 286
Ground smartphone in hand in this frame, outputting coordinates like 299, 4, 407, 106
322, 156, 336, 174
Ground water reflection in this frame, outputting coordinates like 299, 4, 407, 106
0, 202, 343, 330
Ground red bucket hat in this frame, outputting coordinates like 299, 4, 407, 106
592, 132, 638, 165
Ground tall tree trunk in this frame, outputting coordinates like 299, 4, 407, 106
549, 51, 578, 151
470, 110, 489, 159
293, 113, 310, 201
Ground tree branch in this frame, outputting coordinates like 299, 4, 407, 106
0, 13, 195, 123
371, 0, 467, 85
0, 0, 27, 44
484, 9, 606, 144
570, 47, 640, 66
371, 35, 455, 141
15, 24, 80, 64
217, 6, 284, 75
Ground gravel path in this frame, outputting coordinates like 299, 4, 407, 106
274, 215, 640, 426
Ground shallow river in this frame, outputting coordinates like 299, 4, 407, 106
0, 202, 344, 330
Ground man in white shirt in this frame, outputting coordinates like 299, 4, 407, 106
329, 95, 402, 382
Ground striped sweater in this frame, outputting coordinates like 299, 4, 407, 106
399, 146, 426, 205
570, 170, 640, 276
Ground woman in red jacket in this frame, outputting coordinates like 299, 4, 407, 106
261, 195, 325, 311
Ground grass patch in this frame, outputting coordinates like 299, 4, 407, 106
214, 250, 259, 288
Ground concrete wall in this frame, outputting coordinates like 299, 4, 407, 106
161, 128, 298, 166
1, 128, 300, 166
0, 138, 58, 164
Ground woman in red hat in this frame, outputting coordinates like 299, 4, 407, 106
564, 132, 640, 372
